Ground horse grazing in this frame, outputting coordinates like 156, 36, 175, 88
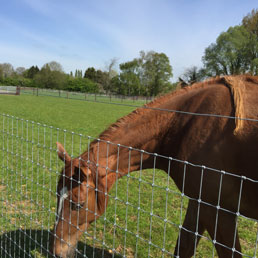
51, 75, 258, 258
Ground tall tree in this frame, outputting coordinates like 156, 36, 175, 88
15, 67, 26, 76
242, 8, 258, 36
140, 51, 173, 96
45, 61, 64, 72
0, 63, 14, 77
105, 58, 118, 94
84, 67, 97, 81
119, 59, 141, 95
106, 58, 118, 79
96, 70, 109, 93
34, 63, 66, 89
203, 9, 258, 76
202, 25, 257, 76
116, 51, 173, 96
0, 66, 3, 81
25, 66, 40, 79
242, 9, 258, 74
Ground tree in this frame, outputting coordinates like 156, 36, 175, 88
0, 63, 14, 77
104, 58, 118, 94
115, 51, 173, 96
119, 59, 142, 95
242, 8, 258, 36
180, 66, 207, 84
242, 9, 258, 75
65, 77, 98, 93
15, 67, 26, 76
95, 70, 109, 93
34, 64, 66, 89
84, 67, 97, 81
45, 61, 64, 72
84, 67, 111, 92
202, 9, 258, 77
75, 69, 83, 78
140, 51, 173, 96
106, 58, 118, 79
110, 75, 123, 94
25, 66, 40, 79
202, 25, 257, 76
0, 66, 3, 81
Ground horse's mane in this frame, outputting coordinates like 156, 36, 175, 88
93, 74, 258, 144
221, 75, 258, 134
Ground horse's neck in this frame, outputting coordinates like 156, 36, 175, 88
90, 109, 176, 176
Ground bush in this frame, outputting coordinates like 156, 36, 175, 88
65, 77, 99, 93
0, 77, 34, 87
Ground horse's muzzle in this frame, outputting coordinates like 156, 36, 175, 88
52, 248, 75, 258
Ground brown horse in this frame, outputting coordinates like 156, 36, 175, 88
51, 75, 258, 258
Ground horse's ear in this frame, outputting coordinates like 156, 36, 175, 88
56, 142, 71, 164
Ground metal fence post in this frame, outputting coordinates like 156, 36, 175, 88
16, 86, 20, 95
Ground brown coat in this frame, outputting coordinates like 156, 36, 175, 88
52, 75, 258, 258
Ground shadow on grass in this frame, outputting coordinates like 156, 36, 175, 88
0, 229, 121, 258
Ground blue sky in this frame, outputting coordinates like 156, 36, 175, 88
0, 0, 257, 80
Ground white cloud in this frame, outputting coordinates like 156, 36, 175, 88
0, 42, 95, 73
1, 18, 57, 49
3, 0, 257, 81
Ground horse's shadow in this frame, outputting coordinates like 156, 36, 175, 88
0, 229, 121, 258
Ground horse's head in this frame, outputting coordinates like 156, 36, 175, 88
51, 142, 116, 258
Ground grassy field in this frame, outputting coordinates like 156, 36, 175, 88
0, 94, 257, 258
21, 88, 152, 107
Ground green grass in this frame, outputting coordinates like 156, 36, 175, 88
0, 94, 136, 137
0, 94, 257, 257
21, 88, 150, 106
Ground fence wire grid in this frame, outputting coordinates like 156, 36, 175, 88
0, 113, 258, 258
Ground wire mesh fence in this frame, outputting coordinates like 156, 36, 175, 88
0, 113, 258, 258
20, 87, 153, 106
0, 86, 20, 95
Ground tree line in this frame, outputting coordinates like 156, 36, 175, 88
0, 9, 257, 96
181, 8, 258, 83
0, 51, 174, 96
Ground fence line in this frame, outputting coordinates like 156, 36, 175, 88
0, 86, 20, 95
0, 113, 258, 257
18, 87, 258, 125
20, 87, 154, 106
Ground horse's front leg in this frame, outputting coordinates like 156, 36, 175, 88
174, 200, 205, 258
205, 209, 242, 258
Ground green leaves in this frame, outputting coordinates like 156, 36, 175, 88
202, 9, 258, 76
66, 77, 98, 93
33, 64, 66, 90
118, 51, 173, 96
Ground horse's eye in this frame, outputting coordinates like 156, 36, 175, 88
71, 201, 84, 211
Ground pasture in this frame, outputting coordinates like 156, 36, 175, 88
0, 94, 257, 257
